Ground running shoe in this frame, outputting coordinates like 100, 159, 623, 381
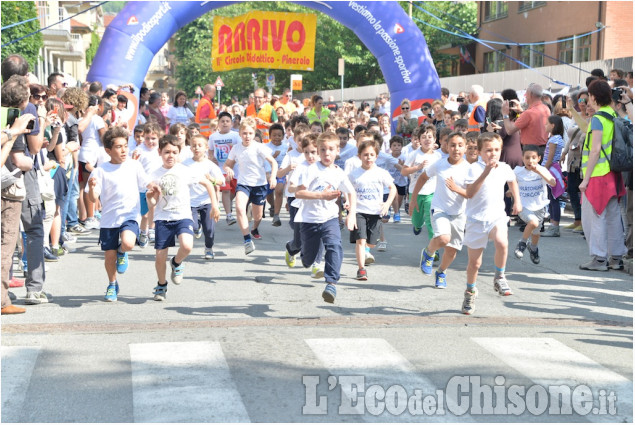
170, 257, 184, 285
322, 283, 336, 303
435, 271, 447, 289
116, 251, 129, 274
420, 249, 434, 275
462, 289, 478, 315
493, 275, 512, 296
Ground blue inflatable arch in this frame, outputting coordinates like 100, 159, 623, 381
87, 1, 440, 120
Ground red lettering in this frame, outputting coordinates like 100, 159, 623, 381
262, 19, 269, 50
218, 25, 232, 54
286, 21, 305, 52
246, 19, 260, 50
234, 22, 245, 52
270, 20, 285, 51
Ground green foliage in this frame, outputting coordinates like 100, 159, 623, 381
102, 1, 126, 14
407, 1, 478, 77
85, 29, 101, 66
1, 1, 43, 73
174, 2, 384, 103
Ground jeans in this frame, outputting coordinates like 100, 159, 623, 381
567, 169, 582, 221
65, 166, 79, 229
58, 165, 73, 242
1, 199, 23, 307
300, 218, 343, 284
191, 204, 215, 249
21, 199, 45, 292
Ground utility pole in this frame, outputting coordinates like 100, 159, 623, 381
338, 58, 345, 106
409, 1, 412, 18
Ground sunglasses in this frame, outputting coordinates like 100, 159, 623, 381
32, 94, 48, 100
401, 107, 409, 110
578, 98, 587, 104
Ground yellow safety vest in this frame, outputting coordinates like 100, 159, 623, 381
582, 105, 614, 179
246, 103, 274, 143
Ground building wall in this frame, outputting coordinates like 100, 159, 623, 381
475, 1, 615, 73
603, 1, 634, 60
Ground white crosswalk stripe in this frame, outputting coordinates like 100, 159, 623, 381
473, 337, 633, 423
129, 341, 250, 422
1, 346, 41, 423
305, 338, 474, 422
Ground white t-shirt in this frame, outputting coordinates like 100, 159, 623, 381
150, 163, 200, 221
407, 149, 441, 195
78, 115, 105, 165
183, 158, 224, 207
208, 131, 241, 168
386, 153, 407, 187
281, 150, 304, 198
167, 105, 194, 125
179, 145, 193, 162
226, 142, 272, 186
134, 143, 163, 175
465, 159, 515, 222
344, 156, 361, 175
296, 162, 354, 224
289, 159, 311, 208
514, 165, 550, 211
266, 141, 288, 169
348, 166, 394, 215
85, 160, 150, 228
335, 142, 357, 169
425, 159, 470, 215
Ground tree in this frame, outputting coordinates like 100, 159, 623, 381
85, 27, 101, 66
174, 2, 384, 102
1, 1, 43, 74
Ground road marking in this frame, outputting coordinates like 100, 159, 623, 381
473, 337, 633, 422
129, 341, 250, 422
1, 346, 41, 423
305, 338, 472, 422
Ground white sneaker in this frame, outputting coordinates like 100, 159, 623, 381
83, 217, 100, 230
62, 233, 77, 243
311, 263, 324, 279
24, 291, 50, 305
377, 241, 387, 252
244, 240, 255, 255
226, 214, 236, 225
148, 228, 156, 243
364, 251, 375, 265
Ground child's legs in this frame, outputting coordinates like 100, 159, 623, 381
379, 221, 385, 242
50, 205, 61, 246
428, 234, 450, 255
120, 229, 137, 252
221, 190, 232, 215
440, 246, 458, 271
321, 219, 343, 283
531, 234, 541, 246
266, 192, 274, 211
467, 248, 484, 284
176, 232, 193, 263
198, 204, 215, 248
355, 239, 366, 269
78, 179, 87, 221
287, 222, 302, 256
274, 183, 284, 214
104, 250, 117, 282
155, 248, 169, 283
235, 191, 250, 236
547, 186, 560, 225
490, 222, 509, 270
300, 223, 322, 268
251, 204, 263, 230
411, 194, 424, 227
147, 207, 155, 230
190, 207, 200, 233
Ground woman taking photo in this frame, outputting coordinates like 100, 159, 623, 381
306, 95, 330, 125
395, 98, 418, 143
578, 79, 627, 271
167, 91, 194, 125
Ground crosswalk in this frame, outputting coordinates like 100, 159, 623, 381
2, 337, 632, 422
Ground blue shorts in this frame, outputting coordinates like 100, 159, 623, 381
236, 184, 268, 206
154, 219, 194, 250
276, 176, 286, 185
99, 220, 139, 251
140, 192, 149, 216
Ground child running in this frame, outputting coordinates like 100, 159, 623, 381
386, 136, 407, 223
183, 134, 224, 259
462, 132, 522, 315
146, 135, 220, 301
265, 123, 288, 226
512, 145, 556, 264
223, 118, 278, 255
409, 132, 470, 288
86, 127, 158, 302
348, 139, 396, 280
295, 132, 356, 303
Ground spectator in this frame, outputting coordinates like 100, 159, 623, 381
578, 79, 627, 271
167, 91, 194, 125
274, 88, 296, 116
395, 98, 418, 143
467, 84, 486, 133
306, 95, 330, 126
501, 83, 550, 156
195, 84, 217, 138
147, 92, 167, 132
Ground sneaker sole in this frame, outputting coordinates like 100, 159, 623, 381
514, 251, 524, 259
579, 266, 609, 271
322, 291, 335, 303
312, 271, 325, 279
153, 296, 166, 301
435, 285, 446, 289
364, 258, 375, 266
494, 284, 513, 296
356, 276, 368, 281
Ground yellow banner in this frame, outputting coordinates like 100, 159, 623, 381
212, 11, 317, 72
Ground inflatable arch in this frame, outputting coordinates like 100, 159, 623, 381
87, 1, 440, 121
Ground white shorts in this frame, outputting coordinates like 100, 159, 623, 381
518, 207, 547, 236
431, 210, 466, 250
464, 216, 509, 250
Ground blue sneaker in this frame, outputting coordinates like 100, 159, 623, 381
322, 283, 336, 303
116, 251, 129, 274
104, 283, 117, 302
153, 284, 167, 301
435, 271, 447, 288
170, 257, 184, 285
413, 226, 422, 235
394, 213, 401, 223
420, 249, 434, 275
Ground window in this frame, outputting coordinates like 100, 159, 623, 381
484, 50, 506, 73
518, 1, 546, 12
484, 2, 508, 22
520, 44, 544, 68
559, 34, 592, 63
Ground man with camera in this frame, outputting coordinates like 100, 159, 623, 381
501, 83, 550, 157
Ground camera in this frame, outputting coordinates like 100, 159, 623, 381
456, 97, 465, 103
6, 107, 20, 127
88, 95, 99, 107
612, 87, 623, 103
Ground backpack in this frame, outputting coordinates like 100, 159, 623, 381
593, 111, 633, 173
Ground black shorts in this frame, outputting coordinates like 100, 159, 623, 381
99, 220, 139, 251
349, 213, 380, 244
236, 184, 268, 206
395, 184, 407, 196
154, 219, 194, 250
